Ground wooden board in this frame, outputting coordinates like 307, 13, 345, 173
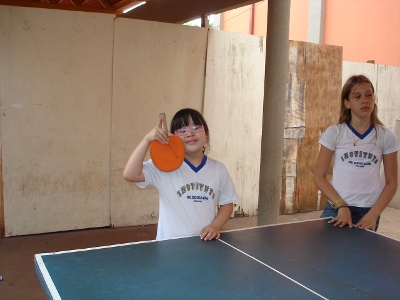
282, 41, 343, 214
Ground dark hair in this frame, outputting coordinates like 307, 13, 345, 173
170, 108, 210, 152
339, 75, 383, 126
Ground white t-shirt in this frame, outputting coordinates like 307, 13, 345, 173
136, 156, 239, 240
319, 123, 400, 207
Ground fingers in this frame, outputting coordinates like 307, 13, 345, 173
327, 207, 353, 228
354, 222, 376, 231
146, 118, 169, 144
327, 210, 378, 231
200, 227, 220, 241
354, 215, 377, 231
328, 217, 376, 231
156, 117, 163, 129
335, 219, 351, 228
156, 117, 169, 144
328, 217, 353, 228
155, 127, 169, 144
146, 129, 168, 144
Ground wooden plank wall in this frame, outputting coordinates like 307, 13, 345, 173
282, 41, 343, 214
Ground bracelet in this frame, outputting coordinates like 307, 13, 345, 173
333, 198, 344, 206
336, 205, 349, 210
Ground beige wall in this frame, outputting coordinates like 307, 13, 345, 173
203, 30, 266, 217
0, 7, 208, 235
110, 19, 207, 227
0, 7, 114, 236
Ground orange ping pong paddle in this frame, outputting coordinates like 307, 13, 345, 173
149, 113, 185, 172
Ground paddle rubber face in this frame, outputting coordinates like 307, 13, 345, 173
149, 136, 185, 172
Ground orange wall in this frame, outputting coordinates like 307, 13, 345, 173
221, 5, 252, 35
287, 0, 309, 42
324, 0, 400, 66
221, 0, 400, 66
252, 1, 268, 36
221, 0, 308, 40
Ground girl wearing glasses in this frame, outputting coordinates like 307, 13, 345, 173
124, 108, 238, 241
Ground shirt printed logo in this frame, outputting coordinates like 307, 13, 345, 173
187, 195, 209, 202
176, 182, 216, 202
340, 150, 378, 168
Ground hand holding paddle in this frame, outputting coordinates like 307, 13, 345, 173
150, 113, 185, 172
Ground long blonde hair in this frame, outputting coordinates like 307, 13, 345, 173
339, 75, 383, 126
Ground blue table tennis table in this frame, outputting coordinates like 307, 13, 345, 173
34, 219, 400, 299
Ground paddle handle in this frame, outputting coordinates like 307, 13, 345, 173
159, 113, 168, 133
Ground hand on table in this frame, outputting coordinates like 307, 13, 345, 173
200, 226, 221, 241
328, 207, 353, 228
354, 214, 377, 231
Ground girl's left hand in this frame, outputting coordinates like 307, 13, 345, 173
354, 214, 377, 231
200, 226, 220, 241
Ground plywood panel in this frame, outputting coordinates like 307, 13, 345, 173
342, 61, 377, 88
376, 65, 400, 130
284, 41, 342, 214
376, 65, 400, 209
390, 120, 400, 209
0, 7, 114, 236
110, 19, 207, 227
204, 30, 265, 217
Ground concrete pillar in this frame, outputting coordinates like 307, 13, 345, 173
257, 0, 291, 226
307, 0, 326, 44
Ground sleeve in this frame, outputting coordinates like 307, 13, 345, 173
135, 159, 162, 189
383, 127, 400, 155
319, 125, 338, 151
217, 162, 239, 206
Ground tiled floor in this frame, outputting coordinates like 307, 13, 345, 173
1, 207, 399, 300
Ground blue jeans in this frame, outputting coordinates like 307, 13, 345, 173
320, 202, 380, 231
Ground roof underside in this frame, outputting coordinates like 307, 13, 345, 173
1, 0, 260, 24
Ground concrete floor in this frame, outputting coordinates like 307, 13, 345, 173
1, 207, 399, 300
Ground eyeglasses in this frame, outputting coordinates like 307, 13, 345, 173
174, 125, 204, 136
